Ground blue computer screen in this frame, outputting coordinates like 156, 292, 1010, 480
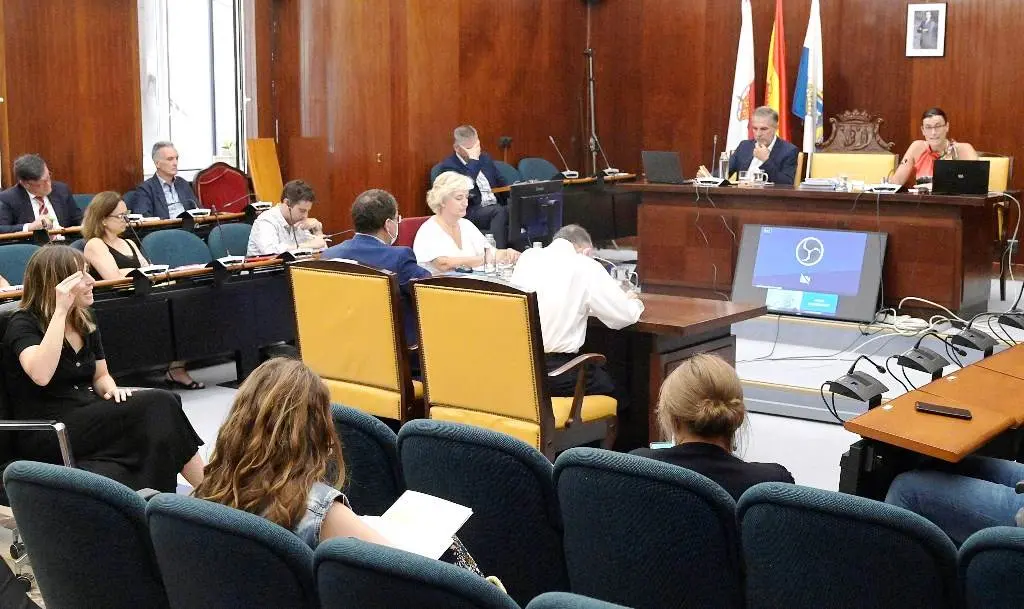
751, 226, 868, 297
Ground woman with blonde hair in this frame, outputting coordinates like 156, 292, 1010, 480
631, 353, 793, 500
194, 358, 489, 577
412, 171, 519, 273
1, 245, 204, 491
81, 191, 203, 389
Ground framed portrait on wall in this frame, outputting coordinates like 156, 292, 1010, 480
906, 3, 947, 57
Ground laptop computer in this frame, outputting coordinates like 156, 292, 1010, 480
932, 160, 990, 195
642, 151, 688, 185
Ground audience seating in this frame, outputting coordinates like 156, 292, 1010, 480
69, 238, 86, 252
141, 229, 212, 268
413, 276, 616, 460
123, 190, 137, 210
527, 592, 632, 609
430, 162, 445, 184
0, 244, 39, 285
398, 419, 569, 606
958, 526, 1024, 609
3, 461, 168, 609
518, 158, 561, 181
553, 448, 742, 609
194, 162, 255, 213
737, 481, 959, 609
314, 536, 520, 609
331, 403, 403, 516
147, 493, 318, 609
72, 194, 95, 213
207, 223, 252, 259
290, 260, 423, 424
808, 152, 897, 184
396, 216, 431, 248
495, 160, 523, 185
978, 153, 1013, 192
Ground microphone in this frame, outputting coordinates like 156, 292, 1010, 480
591, 133, 619, 177
322, 228, 355, 243
548, 136, 580, 179
847, 355, 886, 375
125, 217, 154, 268
915, 331, 968, 357
209, 203, 232, 258
711, 134, 718, 176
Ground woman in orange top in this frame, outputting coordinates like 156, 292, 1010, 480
890, 108, 978, 188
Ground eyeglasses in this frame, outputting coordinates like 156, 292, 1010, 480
107, 212, 129, 221
922, 122, 947, 132
391, 214, 403, 225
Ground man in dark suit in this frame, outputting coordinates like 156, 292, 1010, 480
0, 154, 82, 233
727, 106, 799, 186
130, 141, 198, 219
321, 189, 431, 365
435, 125, 512, 247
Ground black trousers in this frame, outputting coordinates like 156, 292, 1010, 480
544, 352, 616, 398
465, 203, 510, 249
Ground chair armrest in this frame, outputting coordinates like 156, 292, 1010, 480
547, 353, 607, 426
136, 488, 160, 501
1016, 480, 1024, 494
0, 420, 75, 468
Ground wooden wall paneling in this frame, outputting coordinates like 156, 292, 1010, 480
0, 0, 9, 188
254, 0, 275, 139
3, 0, 142, 194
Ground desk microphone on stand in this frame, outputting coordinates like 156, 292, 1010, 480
548, 136, 580, 179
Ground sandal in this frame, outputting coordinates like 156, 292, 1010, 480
165, 369, 205, 390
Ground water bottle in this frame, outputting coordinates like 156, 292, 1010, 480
484, 233, 497, 273
718, 152, 730, 179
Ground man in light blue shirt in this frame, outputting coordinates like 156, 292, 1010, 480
130, 141, 199, 219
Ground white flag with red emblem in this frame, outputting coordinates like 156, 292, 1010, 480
726, 0, 755, 153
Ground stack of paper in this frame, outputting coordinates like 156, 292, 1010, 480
799, 178, 841, 191
360, 490, 473, 559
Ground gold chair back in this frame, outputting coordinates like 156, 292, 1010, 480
979, 154, 1013, 192
289, 260, 417, 421
809, 152, 897, 184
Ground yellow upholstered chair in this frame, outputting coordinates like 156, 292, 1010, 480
794, 152, 805, 187
413, 276, 617, 460
246, 137, 285, 203
289, 260, 423, 424
808, 152, 897, 184
978, 154, 1013, 192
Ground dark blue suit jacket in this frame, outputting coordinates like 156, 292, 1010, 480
727, 138, 799, 186
436, 152, 507, 209
0, 182, 82, 233
130, 175, 198, 219
321, 234, 431, 348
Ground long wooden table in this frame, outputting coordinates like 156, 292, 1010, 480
585, 294, 766, 450
0, 212, 248, 245
840, 345, 1024, 498
622, 182, 1010, 316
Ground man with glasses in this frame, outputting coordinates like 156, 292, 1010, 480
890, 107, 978, 188
0, 154, 82, 233
131, 141, 199, 219
322, 188, 431, 363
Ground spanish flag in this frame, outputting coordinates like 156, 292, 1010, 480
764, 0, 789, 142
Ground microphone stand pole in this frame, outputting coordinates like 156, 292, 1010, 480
583, 2, 598, 176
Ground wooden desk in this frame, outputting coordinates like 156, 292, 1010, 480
623, 182, 1009, 316
840, 348, 1024, 499
0, 212, 248, 246
585, 294, 766, 449
976, 344, 1024, 380
918, 365, 1024, 425
845, 390, 1014, 463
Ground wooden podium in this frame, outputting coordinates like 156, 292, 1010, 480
621, 182, 1009, 316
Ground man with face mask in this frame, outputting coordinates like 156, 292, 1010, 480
322, 189, 431, 363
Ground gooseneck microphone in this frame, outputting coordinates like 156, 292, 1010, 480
591, 133, 619, 176
847, 355, 886, 375
711, 134, 719, 175
548, 136, 579, 179
209, 203, 231, 257
915, 331, 968, 357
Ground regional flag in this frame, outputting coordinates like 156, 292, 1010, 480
765, 0, 789, 141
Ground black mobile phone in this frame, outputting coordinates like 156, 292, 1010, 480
915, 401, 973, 420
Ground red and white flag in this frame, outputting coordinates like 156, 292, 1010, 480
726, 0, 755, 153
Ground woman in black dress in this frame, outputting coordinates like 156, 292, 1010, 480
2, 244, 204, 491
81, 191, 204, 389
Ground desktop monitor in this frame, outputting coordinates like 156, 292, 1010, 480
508, 180, 563, 246
731, 224, 887, 323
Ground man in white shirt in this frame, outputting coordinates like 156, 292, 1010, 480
246, 179, 327, 256
511, 224, 644, 397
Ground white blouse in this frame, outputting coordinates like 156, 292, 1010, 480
413, 217, 489, 267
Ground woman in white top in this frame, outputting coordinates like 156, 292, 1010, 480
413, 171, 519, 272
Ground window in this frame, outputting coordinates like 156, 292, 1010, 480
138, 0, 244, 177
